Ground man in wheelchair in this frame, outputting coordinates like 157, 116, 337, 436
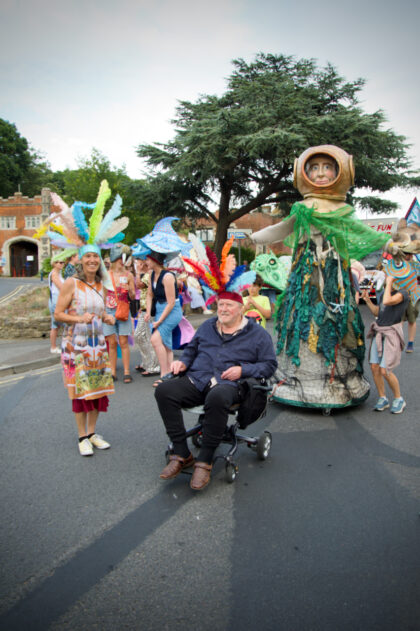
155, 290, 277, 490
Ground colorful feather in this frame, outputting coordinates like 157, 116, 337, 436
227, 270, 256, 292
188, 233, 208, 263
88, 180, 111, 243
220, 236, 235, 283
46, 232, 72, 248
205, 246, 223, 289
50, 192, 70, 214
50, 223, 65, 236
181, 257, 210, 286
98, 217, 128, 241
72, 202, 90, 241
100, 232, 126, 245
33, 212, 60, 239
95, 194, 123, 243
225, 264, 247, 288
55, 210, 84, 247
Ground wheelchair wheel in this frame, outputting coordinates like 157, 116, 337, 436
256, 431, 272, 460
225, 462, 238, 483
192, 432, 203, 448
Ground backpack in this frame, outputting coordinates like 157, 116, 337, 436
237, 377, 269, 429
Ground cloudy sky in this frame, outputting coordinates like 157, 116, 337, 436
1, 0, 419, 213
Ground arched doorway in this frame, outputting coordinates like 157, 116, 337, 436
10, 241, 39, 276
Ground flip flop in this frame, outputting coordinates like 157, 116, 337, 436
135, 365, 144, 372
140, 371, 156, 377
153, 379, 163, 387
123, 375, 133, 383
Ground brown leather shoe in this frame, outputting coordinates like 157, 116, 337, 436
159, 453, 194, 480
190, 461, 213, 491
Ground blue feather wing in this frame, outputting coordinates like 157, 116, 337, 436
227, 270, 256, 291
225, 265, 247, 289
72, 202, 90, 241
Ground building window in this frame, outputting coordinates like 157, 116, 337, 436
25, 216, 41, 229
197, 229, 214, 242
0, 216, 16, 229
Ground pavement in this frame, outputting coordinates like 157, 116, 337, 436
0, 312, 212, 377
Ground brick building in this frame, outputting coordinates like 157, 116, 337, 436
0, 188, 55, 276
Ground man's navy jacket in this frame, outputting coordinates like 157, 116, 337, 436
180, 316, 277, 391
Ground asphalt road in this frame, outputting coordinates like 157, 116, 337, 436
0, 310, 419, 631
0, 277, 41, 301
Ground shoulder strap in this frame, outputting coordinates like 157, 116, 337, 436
77, 278, 104, 303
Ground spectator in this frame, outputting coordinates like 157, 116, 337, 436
243, 274, 271, 327
144, 250, 183, 386
63, 253, 79, 280
103, 245, 135, 383
48, 255, 65, 353
363, 272, 408, 414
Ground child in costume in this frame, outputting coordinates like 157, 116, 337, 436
252, 145, 389, 410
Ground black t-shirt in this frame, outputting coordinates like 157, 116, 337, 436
377, 289, 409, 326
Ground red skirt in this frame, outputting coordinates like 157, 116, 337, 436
72, 396, 109, 413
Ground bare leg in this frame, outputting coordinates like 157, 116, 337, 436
106, 334, 118, 377
407, 321, 416, 343
151, 330, 171, 376
119, 335, 131, 375
74, 412, 88, 437
50, 327, 58, 350
87, 409, 100, 435
381, 368, 401, 399
371, 363, 386, 398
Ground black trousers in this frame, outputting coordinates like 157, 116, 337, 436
154, 375, 241, 464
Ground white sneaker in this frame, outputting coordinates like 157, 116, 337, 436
79, 438, 94, 456
89, 433, 111, 450
50, 347, 61, 354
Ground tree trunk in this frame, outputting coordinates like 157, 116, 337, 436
213, 183, 232, 260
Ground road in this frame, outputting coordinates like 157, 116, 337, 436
0, 277, 40, 301
0, 309, 419, 630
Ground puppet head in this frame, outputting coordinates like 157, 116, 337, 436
293, 145, 355, 202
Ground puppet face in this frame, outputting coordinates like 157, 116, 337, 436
251, 253, 292, 292
306, 154, 338, 185
294, 145, 355, 201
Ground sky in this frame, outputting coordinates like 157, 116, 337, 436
1, 0, 419, 216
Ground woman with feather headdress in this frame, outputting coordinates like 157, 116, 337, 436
35, 180, 129, 457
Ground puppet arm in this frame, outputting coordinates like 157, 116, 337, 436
251, 215, 296, 244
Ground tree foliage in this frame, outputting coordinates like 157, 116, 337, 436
137, 53, 419, 257
0, 118, 53, 198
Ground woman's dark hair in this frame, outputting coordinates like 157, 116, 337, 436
254, 274, 263, 287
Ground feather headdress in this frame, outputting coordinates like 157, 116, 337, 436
182, 239, 255, 305
33, 180, 128, 260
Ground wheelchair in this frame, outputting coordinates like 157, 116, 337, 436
165, 380, 273, 483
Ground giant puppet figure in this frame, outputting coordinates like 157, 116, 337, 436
252, 145, 389, 411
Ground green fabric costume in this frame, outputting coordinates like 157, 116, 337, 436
274, 202, 389, 409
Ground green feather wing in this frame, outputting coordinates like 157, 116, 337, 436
88, 180, 111, 243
